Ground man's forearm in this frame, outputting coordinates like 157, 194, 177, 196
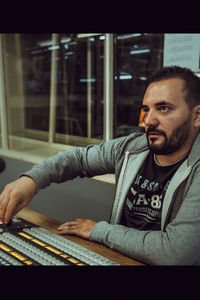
89, 221, 200, 265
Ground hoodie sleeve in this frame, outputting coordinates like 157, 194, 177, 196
89, 173, 200, 265
20, 135, 129, 192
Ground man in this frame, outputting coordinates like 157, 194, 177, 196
0, 65, 200, 265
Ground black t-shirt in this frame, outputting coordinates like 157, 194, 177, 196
122, 151, 187, 230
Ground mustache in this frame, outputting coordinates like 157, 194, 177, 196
146, 127, 166, 136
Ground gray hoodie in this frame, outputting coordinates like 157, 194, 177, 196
23, 132, 200, 265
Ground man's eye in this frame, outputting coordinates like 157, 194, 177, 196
160, 106, 170, 112
142, 108, 149, 113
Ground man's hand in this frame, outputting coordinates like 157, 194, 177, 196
57, 218, 97, 240
0, 176, 37, 224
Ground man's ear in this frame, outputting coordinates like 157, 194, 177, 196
193, 105, 200, 128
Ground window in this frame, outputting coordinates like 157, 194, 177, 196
2, 33, 52, 155
2, 33, 187, 164
1, 33, 105, 158
53, 34, 104, 146
114, 33, 164, 137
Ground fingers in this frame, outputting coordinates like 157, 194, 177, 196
57, 218, 97, 240
0, 191, 8, 223
0, 189, 18, 224
11, 201, 29, 218
0, 177, 36, 224
4, 199, 17, 224
57, 220, 80, 234
0, 190, 12, 224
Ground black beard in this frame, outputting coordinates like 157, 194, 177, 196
146, 115, 192, 155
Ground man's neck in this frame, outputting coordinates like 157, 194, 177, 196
155, 152, 189, 166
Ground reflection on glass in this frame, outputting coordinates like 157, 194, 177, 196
2, 33, 51, 147
2, 33, 104, 152
23, 34, 51, 135
1, 33, 164, 155
53, 34, 104, 145
114, 33, 164, 137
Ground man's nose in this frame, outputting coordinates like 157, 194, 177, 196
144, 110, 159, 127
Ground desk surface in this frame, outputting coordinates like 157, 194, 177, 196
16, 207, 144, 266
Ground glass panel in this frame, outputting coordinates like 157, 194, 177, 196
114, 33, 164, 138
23, 34, 51, 134
2, 33, 51, 153
2, 33, 104, 155
54, 34, 104, 146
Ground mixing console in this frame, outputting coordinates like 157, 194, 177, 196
0, 217, 119, 266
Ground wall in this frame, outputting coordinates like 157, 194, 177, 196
0, 156, 115, 223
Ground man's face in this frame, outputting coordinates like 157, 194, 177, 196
142, 78, 195, 155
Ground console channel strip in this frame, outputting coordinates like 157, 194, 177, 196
0, 216, 119, 266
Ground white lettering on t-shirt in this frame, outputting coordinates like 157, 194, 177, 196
150, 195, 162, 209
141, 179, 149, 189
134, 175, 143, 185
126, 198, 133, 210
131, 187, 137, 196
135, 194, 148, 206
127, 192, 163, 210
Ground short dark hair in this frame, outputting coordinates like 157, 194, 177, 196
148, 65, 200, 109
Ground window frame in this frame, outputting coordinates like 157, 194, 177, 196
0, 33, 114, 163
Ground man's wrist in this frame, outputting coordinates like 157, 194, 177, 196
19, 175, 37, 194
